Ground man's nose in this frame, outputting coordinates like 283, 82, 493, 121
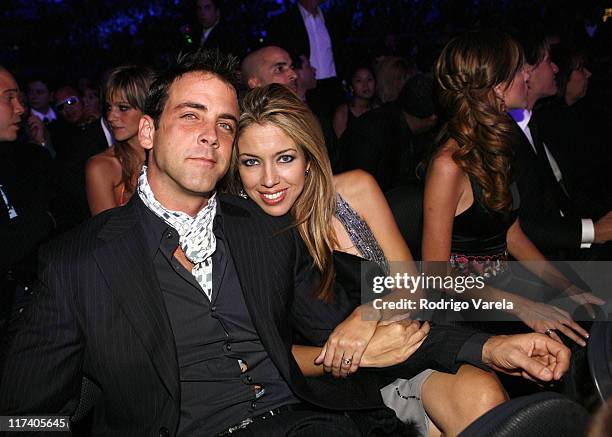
198, 122, 219, 148
288, 68, 298, 82
14, 98, 25, 116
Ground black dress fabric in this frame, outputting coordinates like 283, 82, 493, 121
451, 176, 518, 257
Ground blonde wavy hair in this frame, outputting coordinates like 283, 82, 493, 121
435, 30, 524, 212
226, 84, 338, 301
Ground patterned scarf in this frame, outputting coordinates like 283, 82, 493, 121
138, 166, 217, 301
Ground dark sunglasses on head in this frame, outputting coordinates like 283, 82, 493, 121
55, 96, 79, 111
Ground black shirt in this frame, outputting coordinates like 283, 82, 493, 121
139, 199, 297, 436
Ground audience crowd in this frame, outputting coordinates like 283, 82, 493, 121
1, 1, 611, 436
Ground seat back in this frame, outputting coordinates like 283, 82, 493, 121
384, 184, 424, 259
458, 392, 589, 437
588, 318, 612, 403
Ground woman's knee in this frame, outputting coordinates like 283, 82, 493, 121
454, 365, 508, 414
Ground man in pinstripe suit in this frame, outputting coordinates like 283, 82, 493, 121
0, 52, 571, 436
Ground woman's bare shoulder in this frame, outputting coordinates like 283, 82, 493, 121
334, 170, 385, 215
429, 139, 463, 179
86, 148, 121, 174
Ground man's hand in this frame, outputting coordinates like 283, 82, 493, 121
360, 320, 430, 368
482, 333, 571, 382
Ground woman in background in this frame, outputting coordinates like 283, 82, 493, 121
333, 65, 376, 138
85, 65, 155, 215
422, 30, 601, 345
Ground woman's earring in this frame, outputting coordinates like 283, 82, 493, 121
238, 188, 248, 199
305, 168, 310, 176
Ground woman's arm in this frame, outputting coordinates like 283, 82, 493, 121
337, 169, 413, 263
507, 218, 604, 319
422, 148, 468, 261
293, 320, 430, 377
332, 103, 348, 139
85, 154, 121, 216
316, 170, 422, 377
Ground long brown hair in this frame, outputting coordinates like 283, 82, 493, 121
227, 84, 338, 301
104, 65, 155, 193
435, 30, 524, 212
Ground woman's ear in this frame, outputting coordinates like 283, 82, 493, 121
493, 83, 506, 99
139, 115, 155, 151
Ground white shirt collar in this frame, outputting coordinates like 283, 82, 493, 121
509, 108, 532, 132
31, 107, 57, 121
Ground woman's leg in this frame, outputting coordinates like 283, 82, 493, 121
422, 364, 508, 436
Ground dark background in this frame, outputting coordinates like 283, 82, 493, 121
1, 0, 610, 89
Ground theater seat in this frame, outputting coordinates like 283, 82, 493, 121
458, 392, 589, 437
588, 319, 612, 402
385, 184, 424, 259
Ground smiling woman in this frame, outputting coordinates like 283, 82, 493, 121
225, 83, 510, 436
85, 65, 155, 216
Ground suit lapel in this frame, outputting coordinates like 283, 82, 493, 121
93, 198, 179, 401
218, 196, 292, 376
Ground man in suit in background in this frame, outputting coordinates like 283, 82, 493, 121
0, 66, 57, 337
192, 0, 240, 57
266, 0, 347, 117
0, 51, 572, 436
510, 33, 612, 261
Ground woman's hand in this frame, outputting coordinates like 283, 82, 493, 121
314, 306, 378, 378
562, 285, 605, 319
515, 298, 590, 346
360, 320, 430, 368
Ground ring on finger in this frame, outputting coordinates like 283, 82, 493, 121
342, 357, 352, 366
545, 328, 554, 337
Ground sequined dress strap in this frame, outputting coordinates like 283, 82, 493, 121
334, 194, 390, 275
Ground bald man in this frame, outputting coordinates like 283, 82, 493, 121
241, 46, 297, 92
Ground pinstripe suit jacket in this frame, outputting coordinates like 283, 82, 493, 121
0, 193, 476, 436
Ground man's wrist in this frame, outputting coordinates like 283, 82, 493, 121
481, 335, 508, 366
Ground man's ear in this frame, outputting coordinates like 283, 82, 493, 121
247, 77, 259, 90
139, 115, 155, 151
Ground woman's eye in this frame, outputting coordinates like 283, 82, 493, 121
241, 158, 259, 166
278, 155, 295, 163
119, 105, 131, 112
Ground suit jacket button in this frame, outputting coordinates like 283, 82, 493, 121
159, 427, 169, 437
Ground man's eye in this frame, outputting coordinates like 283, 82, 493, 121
181, 113, 197, 120
278, 155, 295, 163
218, 122, 234, 132
241, 158, 259, 166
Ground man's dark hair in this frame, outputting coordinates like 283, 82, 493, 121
207, 0, 222, 9
398, 73, 436, 118
145, 49, 239, 127
516, 31, 548, 66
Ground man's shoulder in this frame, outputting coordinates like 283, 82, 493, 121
42, 206, 130, 260
219, 193, 292, 223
